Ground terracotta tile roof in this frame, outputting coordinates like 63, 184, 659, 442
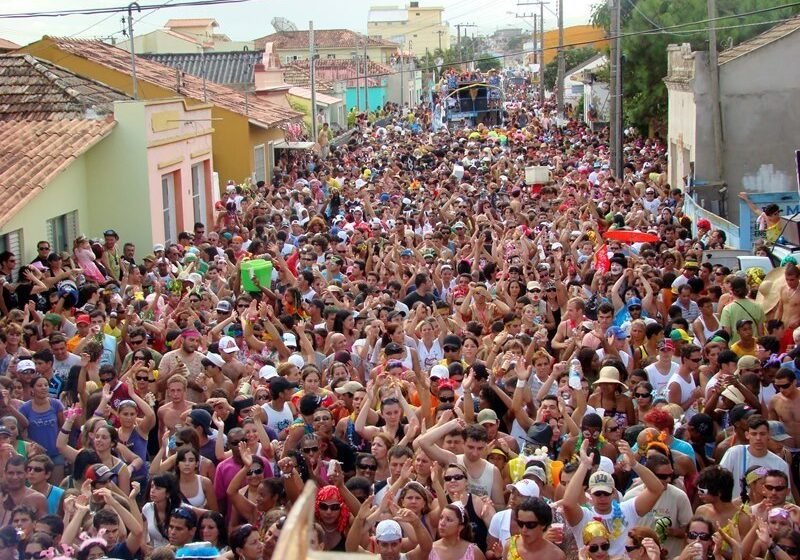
719, 15, 800, 64
287, 59, 392, 88
0, 117, 115, 228
165, 18, 218, 28
48, 38, 302, 127
0, 38, 20, 51
254, 29, 399, 51
281, 63, 335, 93
0, 54, 129, 120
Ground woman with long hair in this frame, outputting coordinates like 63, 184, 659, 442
173, 445, 217, 510
197, 511, 229, 553
632, 381, 655, 425
115, 393, 155, 489
229, 524, 264, 560
433, 463, 493, 552
430, 503, 486, 560
17, 376, 64, 483
91, 423, 130, 493
675, 516, 717, 560
142, 473, 182, 550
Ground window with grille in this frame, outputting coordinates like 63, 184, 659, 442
46, 210, 79, 255
253, 145, 266, 183
191, 162, 207, 225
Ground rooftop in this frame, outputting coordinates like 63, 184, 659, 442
254, 29, 399, 51
43, 37, 301, 127
718, 15, 800, 64
142, 50, 263, 89
164, 18, 219, 28
0, 53, 129, 120
287, 58, 392, 88
0, 38, 20, 51
0, 117, 115, 228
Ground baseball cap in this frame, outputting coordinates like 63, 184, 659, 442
400, 249, 413, 257
259, 365, 278, 380
188, 409, 212, 435
688, 413, 715, 443
735, 319, 754, 331
287, 354, 305, 368
153, 243, 165, 252
523, 464, 547, 482
85, 464, 114, 482
75, 314, 91, 326
606, 326, 627, 340
453, 221, 466, 230
728, 403, 755, 424
669, 329, 692, 343
335, 381, 365, 394
430, 364, 450, 380
442, 334, 462, 349
735, 355, 760, 374
588, 471, 615, 494
282, 332, 298, 348
658, 339, 675, 352
375, 520, 403, 543
202, 352, 225, 368
506, 479, 540, 497
722, 385, 746, 406
16, 359, 35, 372
768, 420, 792, 442
0, 426, 12, 437
215, 301, 232, 313
627, 297, 642, 309
477, 409, 499, 425
218, 336, 239, 353
526, 281, 542, 292
697, 218, 711, 230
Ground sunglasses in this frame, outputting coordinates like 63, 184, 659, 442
764, 484, 787, 492
634, 392, 652, 398
26, 466, 46, 473
591, 491, 612, 497
655, 472, 674, 481
588, 543, 610, 553
439, 396, 455, 403
135, 376, 150, 382
302, 446, 320, 454
247, 468, 264, 476
625, 544, 641, 552
319, 502, 341, 511
358, 463, 378, 471
172, 507, 195, 521
444, 474, 466, 482
515, 518, 539, 529
774, 382, 792, 390
443, 346, 459, 352
687, 531, 712, 541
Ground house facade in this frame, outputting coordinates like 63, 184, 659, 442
664, 16, 800, 223
254, 29, 398, 65
118, 18, 254, 54
368, 2, 450, 57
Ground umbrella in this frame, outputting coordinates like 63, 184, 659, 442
603, 230, 660, 244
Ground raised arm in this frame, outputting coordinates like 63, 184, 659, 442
414, 417, 460, 466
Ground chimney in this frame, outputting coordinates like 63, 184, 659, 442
253, 42, 292, 106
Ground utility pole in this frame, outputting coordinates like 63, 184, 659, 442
609, 0, 623, 177
532, 14, 537, 72
454, 23, 476, 67
309, 21, 318, 142
126, 2, 140, 99
556, 0, 564, 115
364, 38, 369, 113
516, 2, 549, 103
707, 0, 723, 181
436, 29, 444, 51
400, 40, 405, 108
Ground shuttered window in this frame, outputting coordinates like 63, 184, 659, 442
46, 210, 80, 255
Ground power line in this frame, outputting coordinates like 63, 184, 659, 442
0, 0, 252, 19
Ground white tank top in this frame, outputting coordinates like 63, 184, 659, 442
666, 372, 698, 419
645, 361, 680, 397
694, 314, 718, 344
262, 401, 294, 434
456, 455, 494, 497
417, 339, 443, 371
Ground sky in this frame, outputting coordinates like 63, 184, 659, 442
0, 0, 597, 47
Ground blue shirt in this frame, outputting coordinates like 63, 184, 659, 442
19, 398, 64, 457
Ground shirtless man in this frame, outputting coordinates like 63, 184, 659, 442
157, 329, 205, 401
157, 375, 194, 440
776, 264, 800, 351
0, 456, 47, 518
768, 368, 799, 448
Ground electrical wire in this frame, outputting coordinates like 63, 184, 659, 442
0, 0, 253, 19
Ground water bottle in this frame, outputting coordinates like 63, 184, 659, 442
568, 358, 582, 390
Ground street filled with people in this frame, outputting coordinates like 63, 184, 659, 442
0, 74, 799, 560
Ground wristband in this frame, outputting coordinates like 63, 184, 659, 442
60, 428, 71, 435
516, 380, 526, 388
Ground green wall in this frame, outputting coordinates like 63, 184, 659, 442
84, 102, 152, 256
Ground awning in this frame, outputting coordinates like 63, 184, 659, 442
273, 140, 315, 150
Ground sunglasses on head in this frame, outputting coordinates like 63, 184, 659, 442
687, 531, 712, 541
381, 397, 400, 406
588, 543, 610, 553
318, 502, 341, 511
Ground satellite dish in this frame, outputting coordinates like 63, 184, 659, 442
272, 17, 298, 37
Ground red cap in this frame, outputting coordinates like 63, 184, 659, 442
697, 218, 711, 230
75, 314, 91, 326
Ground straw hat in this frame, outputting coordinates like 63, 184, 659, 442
593, 366, 627, 388
756, 266, 786, 317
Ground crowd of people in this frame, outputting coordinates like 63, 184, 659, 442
0, 73, 799, 560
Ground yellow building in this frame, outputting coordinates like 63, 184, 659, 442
21, 37, 302, 186
117, 19, 255, 54
541, 24, 608, 65
254, 29, 399, 65
368, 2, 449, 57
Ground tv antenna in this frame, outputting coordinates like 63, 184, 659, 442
271, 17, 298, 37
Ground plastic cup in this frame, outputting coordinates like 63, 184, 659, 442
551, 522, 564, 544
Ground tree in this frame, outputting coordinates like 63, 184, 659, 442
543, 46, 599, 89
590, 0, 800, 131
477, 54, 502, 72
